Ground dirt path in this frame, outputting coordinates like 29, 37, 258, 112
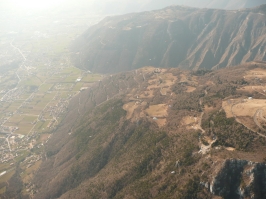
252, 86, 266, 97
258, 109, 266, 122
253, 109, 266, 138
10, 40, 26, 61
198, 112, 205, 134
198, 112, 217, 154
197, 91, 217, 154
160, 87, 167, 96
230, 101, 266, 138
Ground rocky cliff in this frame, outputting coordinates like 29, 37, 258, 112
71, 5, 266, 73
210, 159, 266, 199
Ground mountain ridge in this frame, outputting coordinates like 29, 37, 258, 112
25, 62, 266, 199
71, 4, 266, 73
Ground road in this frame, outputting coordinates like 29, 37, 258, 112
253, 109, 266, 138
0, 40, 28, 102
230, 101, 266, 139
197, 90, 216, 154
10, 40, 26, 61
160, 87, 167, 96
258, 109, 266, 123
252, 86, 266, 97
6, 136, 11, 152
198, 112, 205, 134
27, 91, 59, 136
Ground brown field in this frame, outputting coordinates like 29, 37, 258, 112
147, 79, 159, 90
203, 136, 214, 144
155, 119, 166, 127
223, 98, 266, 118
123, 102, 139, 120
139, 90, 154, 98
0, 170, 15, 184
180, 74, 188, 82
140, 66, 157, 73
204, 105, 215, 113
205, 80, 215, 86
161, 88, 168, 95
160, 73, 177, 85
15, 124, 33, 135
232, 99, 266, 117
186, 86, 196, 93
181, 116, 197, 126
123, 68, 177, 126
145, 104, 168, 117
222, 100, 237, 118
238, 86, 266, 94
22, 160, 42, 184
191, 76, 198, 83
0, 186, 6, 194
225, 147, 236, 151
244, 68, 266, 80
40, 134, 50, 142
223, 97, 266, 131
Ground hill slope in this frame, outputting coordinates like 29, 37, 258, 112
71, 5, 266, 73
12, 62, 266, 199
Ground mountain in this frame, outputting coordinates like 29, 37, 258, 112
9, 62, 264, 199
1, 0, 265, 20
47, 0, 266, 15
141, 0, 266, 11
71, 4, 266, 73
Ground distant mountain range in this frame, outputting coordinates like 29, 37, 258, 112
61, 0, 266, 15
71, 4, 266, 73
141, 0, 266, 11
1, 0, 265, 18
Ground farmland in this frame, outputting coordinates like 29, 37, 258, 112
0, 11, 103, 190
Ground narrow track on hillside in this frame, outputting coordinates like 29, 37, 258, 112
253, 109, 266, 138
230, 101, 266, 138
198, 90, 217, 154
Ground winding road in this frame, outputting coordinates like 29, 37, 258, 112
253, 109, 266, 138
230, 100, 266, 139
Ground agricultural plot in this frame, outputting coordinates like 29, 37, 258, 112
0, 65, 102, 137
4, 114, 38, 135
82, 74, 102, 82
0, 170, 15, 184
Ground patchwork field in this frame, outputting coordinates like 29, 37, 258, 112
123, 67, 179, 127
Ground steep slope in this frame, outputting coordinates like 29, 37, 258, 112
16, 62, 266, 199
71, 5, 266, 73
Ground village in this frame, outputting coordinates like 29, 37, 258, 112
0, 25, 102, 187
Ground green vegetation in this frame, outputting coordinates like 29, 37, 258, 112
203, 111, 255, 150
177, 176, 201, 199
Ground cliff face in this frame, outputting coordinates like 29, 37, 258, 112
210, 159, 266, 199
71, 5, 266, 73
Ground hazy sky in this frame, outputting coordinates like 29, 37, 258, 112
2, 0, 64, 9
1, 0, 265, 30
1, 0, 265, 16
